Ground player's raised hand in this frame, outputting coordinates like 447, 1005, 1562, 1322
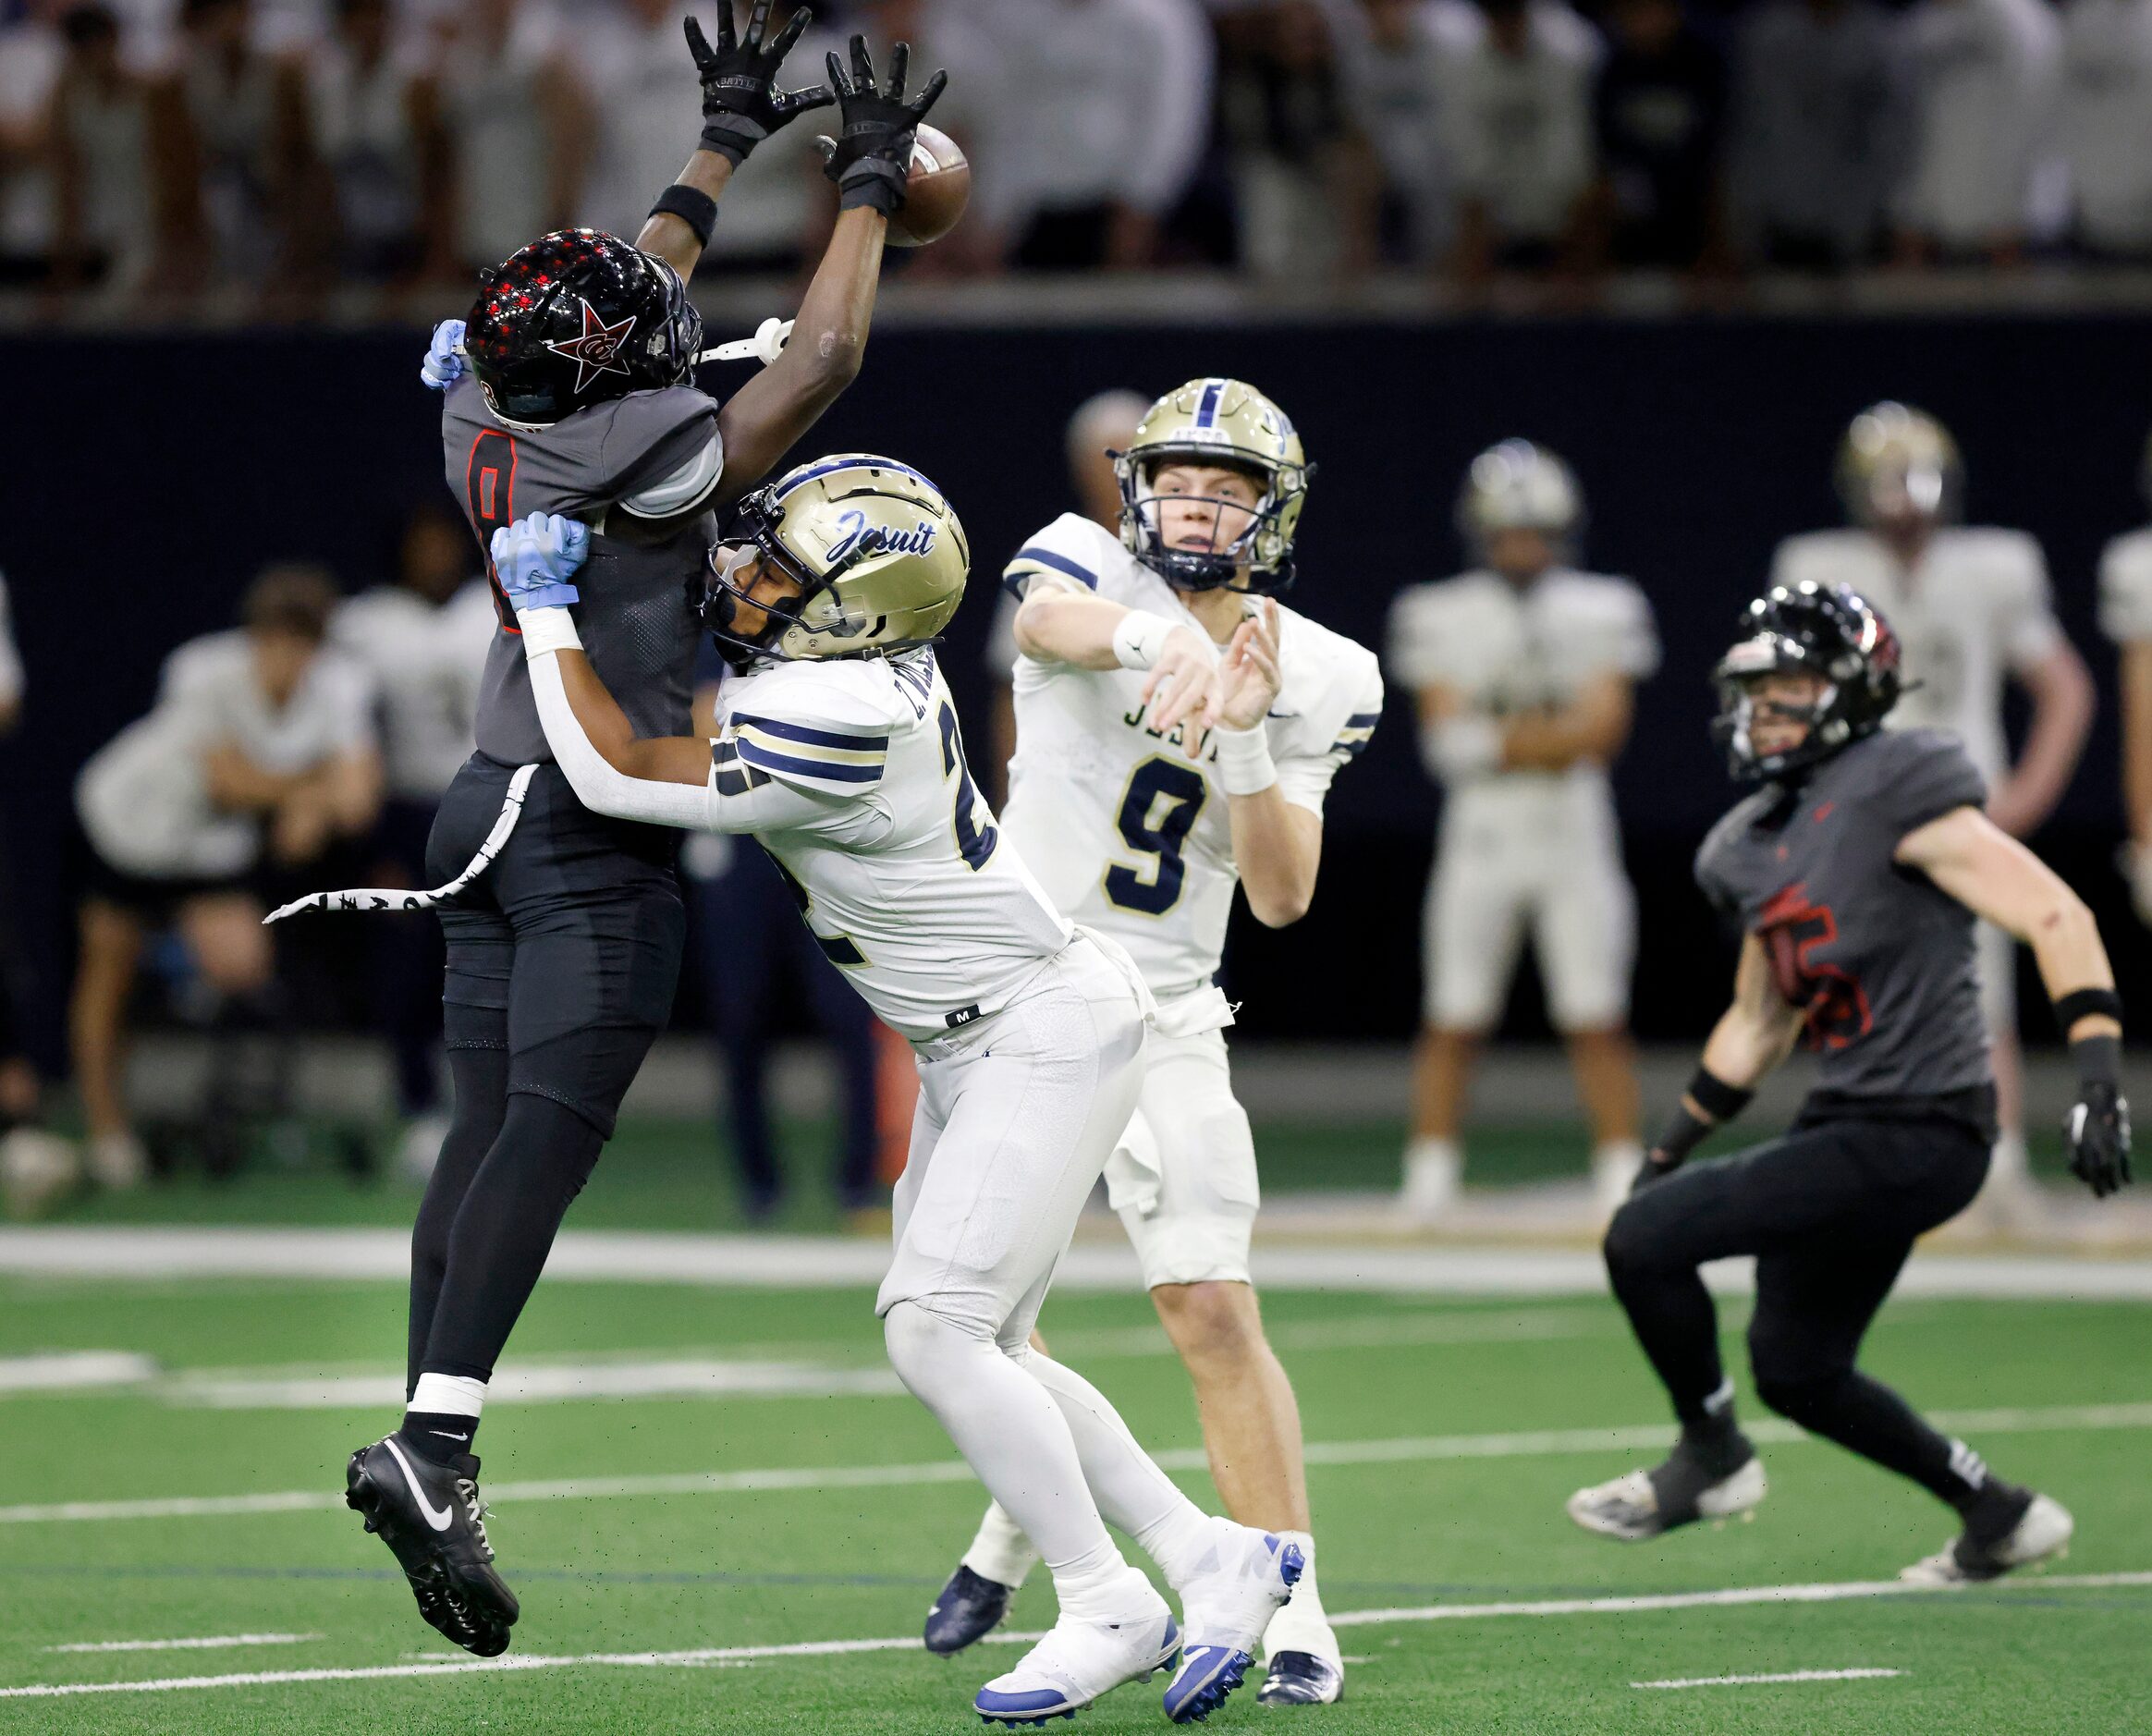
491, 512, 591, 613
813, 34, 948, 214
420, 319, 466, 391
2066, 1082, 2132, 1198
1219, 600, 1283, 732
685, 0, 834, 165
1143, 624, 1223, 757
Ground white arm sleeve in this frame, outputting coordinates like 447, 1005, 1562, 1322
524, 639, 837, 836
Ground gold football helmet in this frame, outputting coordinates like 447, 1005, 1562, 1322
1836, 402, 1962, 527
705, 454, 972, 664
1115, 377, 1310, 593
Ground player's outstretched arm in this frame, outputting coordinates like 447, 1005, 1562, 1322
636, 1, 831, 278
1012, 588, 1220, 754
711, 35, 945, 503
1635, 935, 1804, 1191
1897, 803, 2133, 1197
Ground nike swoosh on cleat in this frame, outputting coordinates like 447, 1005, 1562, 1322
429, 1431, 471, 1444
381, 1437, 457, 1532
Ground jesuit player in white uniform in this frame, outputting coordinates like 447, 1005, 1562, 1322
926, 379, 1382, 1709
2098, 431, 2152, 929
484, 456, 1302, 1729
1771, 404, 2094, 1217
1391, 442, 1658, 1221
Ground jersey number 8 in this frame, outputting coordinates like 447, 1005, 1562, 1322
1104, 756, 1208, 916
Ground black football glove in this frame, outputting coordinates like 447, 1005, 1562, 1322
813, 36, 948, 215
684, 0, 833, 165
2066, 1082, 2133, 1199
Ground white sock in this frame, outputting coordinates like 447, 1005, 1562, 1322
962, 1502, 1042, 1591
1592, 1139, 1645, 1177
1261, 1529, 1337, 1660
1015, 1346, 1216, 1587
883, 1302, 1136, 1621
407, 1372, 486, 1420
1400, 1137, 1461, 1215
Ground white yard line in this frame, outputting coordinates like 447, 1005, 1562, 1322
44, 1634, 322, 1655
5, 1227, 2151, 1298
0, 1352, 161, 1396
4, 1579, 2146, 1700
1634, 1668, 1904, 1690
6, 1400, 2151, 1526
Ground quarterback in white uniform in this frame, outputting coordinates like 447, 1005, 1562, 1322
929, 379, 1382, 1709
489, 457, 1302, 1729
1391, 442, 1657, 1220
1772, 404, 2094, 1208
2098, 432, 2152, 926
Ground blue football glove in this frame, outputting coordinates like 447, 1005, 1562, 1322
421, 319, 467, 391
491, 512, 591, 612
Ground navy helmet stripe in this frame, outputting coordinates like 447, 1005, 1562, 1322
1195, 379, 1225, 427
774, 455, 938, 500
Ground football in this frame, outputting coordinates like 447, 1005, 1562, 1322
887, 124, 969, 247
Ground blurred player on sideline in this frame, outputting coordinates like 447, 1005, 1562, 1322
982, 388, 1151, 802
1772, 404, 2094, 1223
2098, 431, 2152, 927
928, 379, 1383, 1707
483, 468, 1304, 1727
1570, 581, 2128, 1580
1390, 442, 1657, 1222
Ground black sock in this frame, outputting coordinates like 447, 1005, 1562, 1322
397, 1411, 480, 1466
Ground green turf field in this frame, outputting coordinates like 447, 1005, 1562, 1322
2, 1268, 2146, 1733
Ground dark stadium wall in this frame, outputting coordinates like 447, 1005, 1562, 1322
2, 313, 2149, 1060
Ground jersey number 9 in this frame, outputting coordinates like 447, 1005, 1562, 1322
1105, 757, 1208, 916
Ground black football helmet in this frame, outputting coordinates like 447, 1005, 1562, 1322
464, 229, 703, 427
1712, 581, 1903, 782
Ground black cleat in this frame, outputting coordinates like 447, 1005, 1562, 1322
346, 1436, 519, 1656
925, 1564, 1014, 1656
1256, 1651, 1344, 1706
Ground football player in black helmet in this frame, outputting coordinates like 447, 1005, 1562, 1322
1567, 579, 2129, 1585
318, 0, 949, 1660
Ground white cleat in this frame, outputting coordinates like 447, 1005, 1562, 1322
84, 1130, 148, 1191
1166, 1523, 1304, 1723
1901, 1491, 2073, 1585
1567, 1456, 1767, 1541
1398, 1147, 1461, 1225
973, 1602, 1180, 1726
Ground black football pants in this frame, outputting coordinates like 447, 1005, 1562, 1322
406, 755, 685, 1390
1604, 1100, 1994, 1510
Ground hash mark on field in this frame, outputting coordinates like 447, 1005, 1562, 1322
45, 1633, 321, 1655
1633, 1668, 1905, 1690
9, 1402, 2152, 1524
1, 1580, 2144, 1699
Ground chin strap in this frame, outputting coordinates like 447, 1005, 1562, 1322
263, 764, 536, 923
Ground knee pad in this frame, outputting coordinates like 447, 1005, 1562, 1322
1601, 1200, 1657, 1277
884, 1298, 996, 1391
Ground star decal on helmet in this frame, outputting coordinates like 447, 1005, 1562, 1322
544, 297, 638, 396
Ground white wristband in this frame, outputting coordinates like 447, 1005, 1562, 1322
1213, 723, 1278, 796
517, 606, 582, 659
1111, 609, 1175, 672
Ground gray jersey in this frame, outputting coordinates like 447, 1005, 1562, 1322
1695, 728, 1990, 1099
442, 374, 718, 765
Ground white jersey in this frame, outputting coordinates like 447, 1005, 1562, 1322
331, 581, 496, 800
2098, 527, 2152, 645
1000, 514, 1382, 1010
1387, 566, 1657, 841
1771, 528, 2062, 778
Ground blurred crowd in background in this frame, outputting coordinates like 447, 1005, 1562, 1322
3, 0, 2152, 317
